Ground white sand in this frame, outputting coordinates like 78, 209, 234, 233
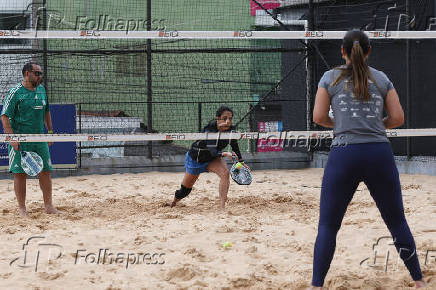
0, 168, 435, 289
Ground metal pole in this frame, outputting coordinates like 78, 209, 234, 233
248, 103, 254, 153
198, 102, 202, 132
307, 0, 314, 131
79, 103, 82, 168
308, 0, 314, 31
146, 0, 153, 159
406, 0, 411, 158
42, 0, 48, 91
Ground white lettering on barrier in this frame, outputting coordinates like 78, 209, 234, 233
233, 31, 253, 38
4, 136, 27, 142
87, 135, 108, 141
305, 31, 324, 38
240, 133, 259, 139
165, 134, 185, 140
386, 131, 398, 137
158, 30, 179, 38
368, 31, 392, 38
0, 30, 21, 37
80, 30, 101, 37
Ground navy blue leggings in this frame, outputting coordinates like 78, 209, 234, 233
312, 142, 423, 287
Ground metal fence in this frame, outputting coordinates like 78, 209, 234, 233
74, 99, 308, 164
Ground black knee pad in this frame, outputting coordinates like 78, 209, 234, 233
175, 185, 192, 200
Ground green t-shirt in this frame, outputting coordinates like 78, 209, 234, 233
1, 83, 49, 134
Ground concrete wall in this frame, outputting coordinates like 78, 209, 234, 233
311, 151, 436, 176
75, 151, 310, 176
0, 151, 309, 178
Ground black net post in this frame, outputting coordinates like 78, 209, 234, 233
42, 0, 48, 93
198, 102, 202, 132
406, 0, 412, 158
146, 0, 153, 159
78, 103, 82, 168
307, 0, 315, 131
248, 103, 254, 153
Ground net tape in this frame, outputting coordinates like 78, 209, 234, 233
1, 30, 436, 40
1, 128, 436, 142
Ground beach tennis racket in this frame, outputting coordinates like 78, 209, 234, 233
20, 151, 43, 177
230, 158, 252, 185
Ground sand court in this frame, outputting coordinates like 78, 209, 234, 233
0, 168, 435, 289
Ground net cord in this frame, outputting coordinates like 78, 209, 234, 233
1, 128, 436, 142
0, 30, 435, 39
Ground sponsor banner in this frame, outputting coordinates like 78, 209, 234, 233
368, 31, 392, 38
367, 31, 392, 38
233, 30, 253, 38
79, 30, 101, 37
250, 0, 280, 16
0, 104, 76, 169
4, 135, 27, 142
305, 31, 325, 38
165, 134, 185, 140
158, 30, 179, 38
0, 30, 21, 37
88, 135, 108, 141
257, 121, 284, 152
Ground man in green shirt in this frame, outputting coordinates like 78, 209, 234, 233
1, 62, 58, 217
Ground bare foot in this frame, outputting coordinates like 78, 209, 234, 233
170, 198, 180, 208
416, 279, 426, 288
18, 207, 29, 217
219, 199, 227, 210
45, 206, 60, 214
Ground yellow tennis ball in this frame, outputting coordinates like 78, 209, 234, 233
235, 162, 243, 169
222, 241, 232, 248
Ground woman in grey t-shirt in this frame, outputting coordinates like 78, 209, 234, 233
308, 30, 425, 289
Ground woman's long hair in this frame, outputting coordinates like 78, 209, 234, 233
332, 30, 376, 101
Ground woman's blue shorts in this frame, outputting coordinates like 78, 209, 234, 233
185, 152, 211, 175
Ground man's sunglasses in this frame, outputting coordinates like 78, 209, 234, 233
30, 70, 43, 76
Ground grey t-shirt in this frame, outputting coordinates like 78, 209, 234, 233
318, 66, 394, 145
